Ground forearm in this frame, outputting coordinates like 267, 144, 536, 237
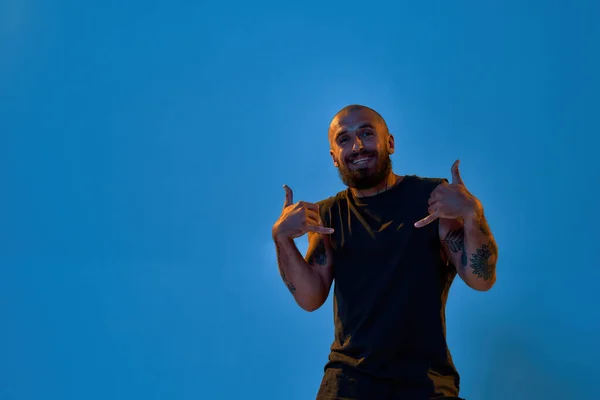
461, 204, 498, 290
272, 234, 327, 311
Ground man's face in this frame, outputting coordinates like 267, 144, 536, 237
329, 108, 394, 190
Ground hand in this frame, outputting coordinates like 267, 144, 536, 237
414, 160, 481, 228
272, 185, 335, 239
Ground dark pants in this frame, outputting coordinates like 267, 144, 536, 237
316, 368, 465, 400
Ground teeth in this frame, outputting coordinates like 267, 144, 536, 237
352, 157, 371, 164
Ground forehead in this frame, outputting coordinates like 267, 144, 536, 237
329, 108, 382, 140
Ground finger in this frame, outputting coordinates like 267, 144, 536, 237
414, 212, 439, 228
451, 160, 465, 186
429, 183, 446, 202
427, 202, 442, 215
428, 191, 442, 205
282, 185, 293, 208
305, 209, 321, 224
306, 225, 335, 234
298, 201, 319, 212
305, 211, 333, 234
307, 215, 330, 233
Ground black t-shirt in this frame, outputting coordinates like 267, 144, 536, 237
316, 175, 461, 399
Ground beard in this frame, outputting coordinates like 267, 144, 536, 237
337, 151, 393, 190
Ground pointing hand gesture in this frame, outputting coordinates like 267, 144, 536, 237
272, 185, 335, 239
414, 160, 479, 228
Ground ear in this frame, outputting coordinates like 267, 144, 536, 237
387, 134, 395, 155
330, 150, 339, 167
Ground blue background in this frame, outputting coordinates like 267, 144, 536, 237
1, 1, 598, 399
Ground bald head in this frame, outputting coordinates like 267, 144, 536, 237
328, 105, 389, 144
328, 104, 395, 190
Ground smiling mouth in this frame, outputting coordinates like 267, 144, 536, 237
351, 156, 374, 165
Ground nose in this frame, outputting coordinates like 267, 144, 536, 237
352, 139, 364, 153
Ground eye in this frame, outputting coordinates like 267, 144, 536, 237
338, 136, 349, 144
361, 130, 374, 137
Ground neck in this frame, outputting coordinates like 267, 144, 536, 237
351, 172, 403, 198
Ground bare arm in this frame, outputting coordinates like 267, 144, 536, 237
439, 205, 498, 291
272, 185, 334, 311
415, 161, 498, 291
305, 231, 334, 298
272, 231, 333, 312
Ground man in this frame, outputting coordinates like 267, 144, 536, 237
271, 105, 498, 400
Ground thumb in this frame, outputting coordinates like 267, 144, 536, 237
282, 185, 293, 208
451, 160, 465, 186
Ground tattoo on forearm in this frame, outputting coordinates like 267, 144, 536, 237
469, 242, 495, 281
442, 228, 467, 270
309, 240, 327, 266
274, 241, 296, 294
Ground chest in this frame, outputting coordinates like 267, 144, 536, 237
328, 197, 444, 286
331, 194, 438, 249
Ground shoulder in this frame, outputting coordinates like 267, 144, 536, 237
316, 190, 348, 211
315, 190, 348, 225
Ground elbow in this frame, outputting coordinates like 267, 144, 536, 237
468, 274, 496, 292
297, 293, 327, 312
472, 281, 495, 292
296, 273, 331, 312
301, 303, 322, 312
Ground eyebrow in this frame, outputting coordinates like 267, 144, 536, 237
335, 123, 375, 140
